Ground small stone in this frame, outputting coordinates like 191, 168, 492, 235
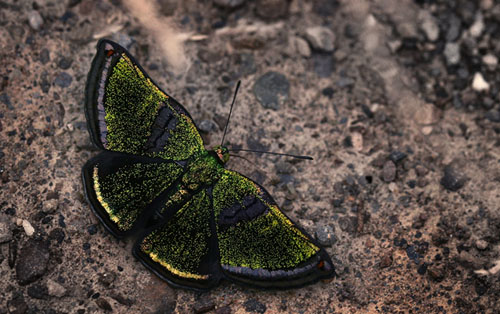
482, 54, 498, 70
446, 14, 462, 42
440, 165, 467, 192
22, 219, 35, 237
382, 160, 396, 182
427, 266, 445, 282
351, 132, 363, 152
380, 252, 393, 268
213, 0, 245, 8
418, 10, 439, 41
475, 239, 488, 250
312, 53, 333, 77
57, 57, 73, 70
315, 225, 336, 247
27, 283, 48, 299
291, 36, 311, 58
193, 297, 215, 314
417, 262, 428, 275
255, 0, 288, 19
243, 298, 267, 314
443, 42, 460, 65
96, 298, 113, 312
469, 13, 484, 38
54, 72, 73, 88
305, 26, 335, 52
39, 49, 50, 64
389, 151, 407, 163
0, 214, 13, 243
253, 72, 289, 110
198, 120, 218, 133
472, 72, 489, 91
16, 239, 50, 285
47, 279, 66, 297
28, 10, 44, 30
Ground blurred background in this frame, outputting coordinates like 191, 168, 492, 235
0, 0, 499, 313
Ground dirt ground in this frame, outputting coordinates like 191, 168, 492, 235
1, 0, 499, 313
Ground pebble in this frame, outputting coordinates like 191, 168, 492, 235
96, 298, 113, 312
446, 14, 462, 42
482, 54, 498, 70
427, 267, 445, 282
469, 13, 484, 38
22, 219, 35, 237
418, 10, 439, 42
380, 251, 393, 268
54, 72, 73, 88
253, 72, 289, 110
47, 279, 66, 297
443, 42, 460, 65
28, 10, 44, 30
304, 26, 335, 52
27, 283, 48, 299
39, 49, 50, 65
255, 0, 288, 19
315, 225, 336, 247
291, 36, 311, 58
472, 72, 489, 91
0, 214, 12, 243
213, 0, 245, 8
193, 297, 216, 314
198, 120, 218, 133
389, 151, 407, 163
382, 160, 396, 182
440, 165, 467, 191
57, 57, 73, 70
312, 53, 333, 77
475, 239, 488, 250
351, 132, 363, 151
243, 298, 267, 314
16, 239, 50, 285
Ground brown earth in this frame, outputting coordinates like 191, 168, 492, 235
1, 0, 499, 313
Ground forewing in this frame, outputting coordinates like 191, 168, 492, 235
213, 170, 335, 289
85, 39, 203, 160
133, 189, 220, 291
82, 151, 185, 238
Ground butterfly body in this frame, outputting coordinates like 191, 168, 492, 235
82, 39, 335, 291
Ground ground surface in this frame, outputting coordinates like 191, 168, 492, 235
1, 0, 500, 313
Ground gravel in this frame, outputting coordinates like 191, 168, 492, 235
253, 72, 289, 110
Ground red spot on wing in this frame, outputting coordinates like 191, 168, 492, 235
317, 261, 325, 269
106, 50, 115, 57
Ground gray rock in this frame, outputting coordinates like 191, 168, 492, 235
0, 214, 12, 243
315, 225, 336, 247
47, 279, 66, 297
312, 53, 333, 78
382, 160, 396, 182
305, 26, 335, 52
213, 0, 245, 8
292, 36, 311, 57
440, 165, 467, 191
444, 42, 460, 65
54, 72, 73, 88
243, 298, 267, 314
253, 72, 289, 110
418, 10, 439, 41
446, 14, 462, 42
16, 239, 50, 285
28, 10, 44, 30
198, 120, 218, 133
255, 0, 288, 19
39, 49, 50, 65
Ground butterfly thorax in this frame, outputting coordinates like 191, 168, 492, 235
212, 145, 229, 165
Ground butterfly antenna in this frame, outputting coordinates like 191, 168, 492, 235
229, 154, 257, 166
221, 80, 241, 146
229, 148, 313, 160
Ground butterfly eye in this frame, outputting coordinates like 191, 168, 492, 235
106, 49, 115, 57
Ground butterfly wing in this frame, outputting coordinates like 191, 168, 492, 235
213, 170, 335, 289
82, 151, 185, 238
85, 39, 203, 161
132, 189, 221, 291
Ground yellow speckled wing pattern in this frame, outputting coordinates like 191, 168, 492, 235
212, 170, 334, 288
85, 39, 203, 161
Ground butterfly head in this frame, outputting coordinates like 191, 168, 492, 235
213, 145, 230, 164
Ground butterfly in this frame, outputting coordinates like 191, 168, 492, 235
81, 39, 335, 291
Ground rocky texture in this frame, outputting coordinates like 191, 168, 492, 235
1, 0, 500, 313
253, 71, 289, 110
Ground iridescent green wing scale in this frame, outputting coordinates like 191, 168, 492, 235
83, 40, 204, 237
132, 188, 221, 290
85, 39, 203, 160
213, 170, 335, 289
82, 151, 185, 238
